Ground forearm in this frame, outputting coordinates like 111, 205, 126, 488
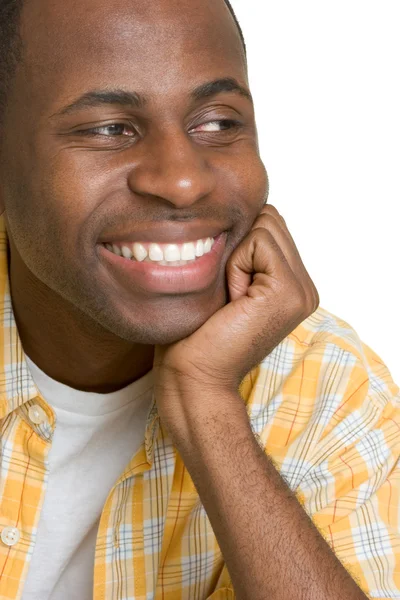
177, 393, 368, 600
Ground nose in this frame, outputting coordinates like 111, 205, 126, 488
127, 127, 216, 208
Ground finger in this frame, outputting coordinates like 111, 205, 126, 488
252, 213, 305, 277
255, 203, 289, 230
252, 207, 320, 313
226, 227, 293, 302
253, 206, 301, 267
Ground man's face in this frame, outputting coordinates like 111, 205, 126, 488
0, 0, 268, 345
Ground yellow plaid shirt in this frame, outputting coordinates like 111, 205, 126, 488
0, 215, 399, 600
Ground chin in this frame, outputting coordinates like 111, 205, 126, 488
127, 324, 199, 346
118, 314, 212, 346
91, 291, 228, 346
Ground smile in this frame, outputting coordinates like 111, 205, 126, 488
98, 233, 227, 295
103, 237, 215, 267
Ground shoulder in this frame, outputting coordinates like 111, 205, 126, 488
241, 305, 400, 490
242, 305, 399, 416
288, 304, 394, 371
242, 307, 400, 599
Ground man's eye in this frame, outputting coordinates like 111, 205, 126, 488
80, 124, 136, 137
191, 119, 241, 133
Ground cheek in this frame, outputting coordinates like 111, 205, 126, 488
242, 155, 269, 211
41, 149, 130, 240
1, 137, 78, 242
21, 149, 113, 257
223, 153, 269, 230
2, 154, 95, 288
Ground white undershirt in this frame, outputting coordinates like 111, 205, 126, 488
22, 354, 154, 600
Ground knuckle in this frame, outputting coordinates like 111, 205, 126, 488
255, 228, 283, 257
250, 226, 272, 243
255, 211, 287, 233
259, 205, 287, 225
260, 204, 281, 217
252, 215, 269, 231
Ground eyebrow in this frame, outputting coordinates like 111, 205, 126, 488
53, 77, 252, 117
192, 78, 252, 103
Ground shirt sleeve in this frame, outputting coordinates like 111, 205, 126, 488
244, 327, 400, 599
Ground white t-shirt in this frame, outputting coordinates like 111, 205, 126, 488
22, 354, 154, 600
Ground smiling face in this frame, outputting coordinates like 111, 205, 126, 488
0, 0, 268, 345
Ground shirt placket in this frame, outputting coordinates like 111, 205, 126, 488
93, 398, 159, 600
0, 397, 54, 600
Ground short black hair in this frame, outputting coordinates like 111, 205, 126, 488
0, 0, 246, 123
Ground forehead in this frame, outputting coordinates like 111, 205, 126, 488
17, 0, 246, 112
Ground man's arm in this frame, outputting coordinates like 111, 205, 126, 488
175, 391, 369, 600
152, 205, 393, 598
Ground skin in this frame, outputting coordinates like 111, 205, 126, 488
0, 0, 267, 393
153, 210, 367, 598
0, 1, 370, 597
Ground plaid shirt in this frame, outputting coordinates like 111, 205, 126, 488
0, 215, 399, 600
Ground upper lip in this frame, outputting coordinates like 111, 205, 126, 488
99, 223, 227, 244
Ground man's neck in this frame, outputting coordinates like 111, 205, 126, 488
8, 243, 155, 395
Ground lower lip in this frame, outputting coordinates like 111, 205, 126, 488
98, 233, 227, 295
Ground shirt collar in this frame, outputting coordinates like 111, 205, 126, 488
0, 215, 160, 464
0, 216, 39, 419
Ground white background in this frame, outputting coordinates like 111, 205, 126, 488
231, 1, 400, 383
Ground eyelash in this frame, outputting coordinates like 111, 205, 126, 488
77, 119, 242, 139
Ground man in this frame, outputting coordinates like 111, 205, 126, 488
0, 0, 398, 598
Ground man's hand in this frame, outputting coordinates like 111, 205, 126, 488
153, 204, 320, 442
153, 207, 368, 600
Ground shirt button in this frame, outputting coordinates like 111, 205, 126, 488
1, 527, 21, 547
28, 404, 48, 425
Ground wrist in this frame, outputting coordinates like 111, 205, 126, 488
171, 388, 252, 455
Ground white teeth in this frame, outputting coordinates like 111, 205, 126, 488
149, 243, 164, 262
106, 235, 217, 263
181, 242, 196, 261
168, 260, 188, 267
204, 238, 213, 253
164, 244, 181, 262
195, 240, 204, 257
121, 246, 133, 259
132, 242, 148, 262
